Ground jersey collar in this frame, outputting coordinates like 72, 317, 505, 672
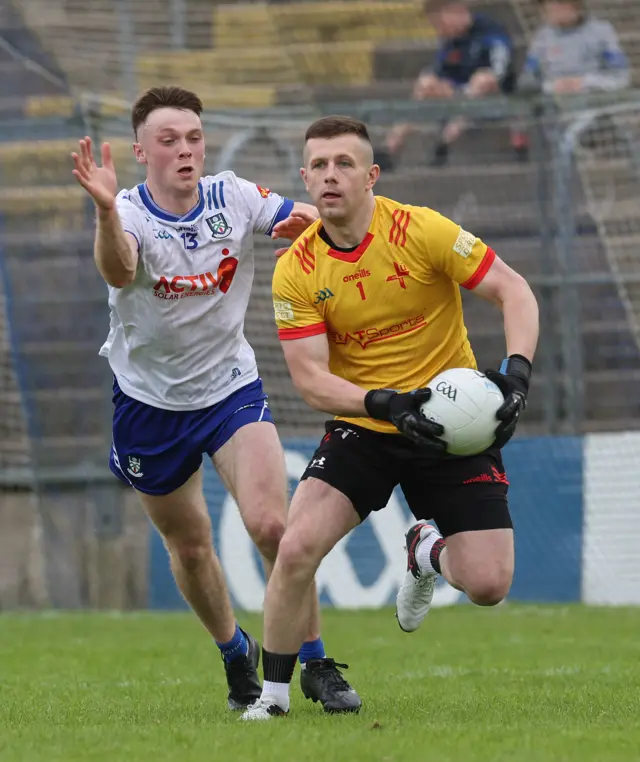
326, 232, 375, 263
325, 197, 378, 263
138, 181, 205, 224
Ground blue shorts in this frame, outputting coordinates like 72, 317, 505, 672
109, 377, 274, 495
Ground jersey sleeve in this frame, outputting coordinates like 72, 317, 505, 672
272, 252, 325, 341
115, 191, 145, 252
417, 208, 495, 289
233, 174, 295, 236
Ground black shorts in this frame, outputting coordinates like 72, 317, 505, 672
300, 421, 512, 538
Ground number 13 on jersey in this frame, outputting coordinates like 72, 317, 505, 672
181, 231, 199, 250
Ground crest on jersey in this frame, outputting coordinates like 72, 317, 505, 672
256, 185, 271, 198
206, 213, 232, 239
126, 456, 143, 478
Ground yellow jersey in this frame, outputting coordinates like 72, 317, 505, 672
272, 195, 495, 433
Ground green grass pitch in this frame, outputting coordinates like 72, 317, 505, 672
2, 605, 640, 761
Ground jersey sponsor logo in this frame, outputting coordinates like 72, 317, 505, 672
152, 257, 239, 300
329, 313, 426, 349
206, 213, 232, 239
452, 228, 477, 258
342, 269, 371, 283
153, 229, 173, 240
389, 209, 411, 247
309, 457, 326, 470
273, 300, 294, 321
313, 288, 334, 304
256, 185, 271, 198
127, 455, 143, 478
293, 238, 315, 274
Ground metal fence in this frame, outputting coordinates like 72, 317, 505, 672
2, 91, 640, 607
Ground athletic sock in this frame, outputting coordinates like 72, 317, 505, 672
298, 637, 325, 666
262, 649, 298, 711
416, 534, 446, 575
215, 622, 248, 662
262, 680, 291, 712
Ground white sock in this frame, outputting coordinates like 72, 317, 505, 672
415, 530, 442, 576
262, 680, 291, 711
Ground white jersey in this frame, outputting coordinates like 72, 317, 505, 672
99, 172, 293, 410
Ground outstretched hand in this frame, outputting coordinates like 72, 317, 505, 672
271, 208, 318, 242
71, 136, 118, 210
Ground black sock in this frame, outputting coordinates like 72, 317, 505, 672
262, 649, 298, 684
430, 538, 446, 575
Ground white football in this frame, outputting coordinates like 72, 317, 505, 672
420, 367, 504, 456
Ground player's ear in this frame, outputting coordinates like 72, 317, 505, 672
366, 163, 381, 191
133, 143, 147, 165
300, 167, 309, 190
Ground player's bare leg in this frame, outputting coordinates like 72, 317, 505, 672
212, 422, 321, 643
241, 478, 361, 720
138, 469, 235, 640
396, 523, 514, 631
440, 527, 514, 605
214, 424, 360, 712
138, 468, 261, 710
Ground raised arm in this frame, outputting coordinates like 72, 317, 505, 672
94, 210, 139, 288
72, 137, 138, 288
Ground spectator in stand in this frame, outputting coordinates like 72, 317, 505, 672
380, 0, 516, 168
519, 0, 630, 95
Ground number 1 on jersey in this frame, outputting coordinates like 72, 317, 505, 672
356, 281, 367, 301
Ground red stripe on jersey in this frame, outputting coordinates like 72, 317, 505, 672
294, 242, 315, 274
389, 209, 400, 244
278, 323, 327, 340
399, 210, 411, 247
395, 211, 405, 245
461, 247, 496, 290
303, 240, 316, 270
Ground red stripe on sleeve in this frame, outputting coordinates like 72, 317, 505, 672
461, 247, 496, 290
278, 323, 327, 340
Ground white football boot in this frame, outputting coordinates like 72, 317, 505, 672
395, 522, 442, 632
240, 697, 288, 721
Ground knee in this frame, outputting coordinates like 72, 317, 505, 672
168, 537, 213, 574
465, 572, 512, 606
276, 530, 317, 581
246, 514, 286, 561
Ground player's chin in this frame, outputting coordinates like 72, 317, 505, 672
319, 203, 346, 219
173, 173, 199, 191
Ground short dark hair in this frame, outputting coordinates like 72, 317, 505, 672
131, 86, 203, 135
304, 115, 372, 146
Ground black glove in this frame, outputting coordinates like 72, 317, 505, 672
484, 354, 532, 449
364, 388, 446, 452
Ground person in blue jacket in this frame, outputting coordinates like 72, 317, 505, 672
382, 0, 516, 167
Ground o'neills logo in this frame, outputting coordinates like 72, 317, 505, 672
152, 257, 238, 300
342, 268, 371, 283
329, 313, 426, 349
